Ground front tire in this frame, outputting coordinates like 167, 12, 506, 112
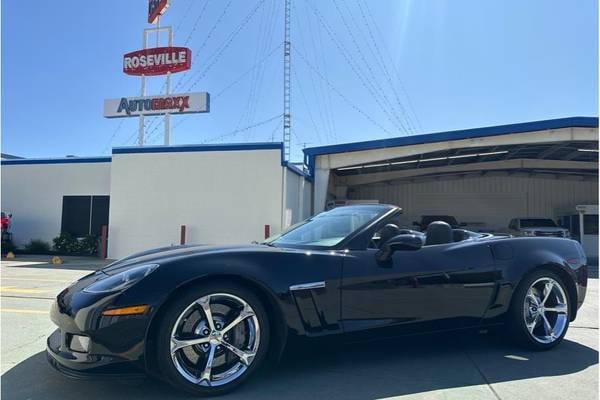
508, 270, 570, 350
155, 281, 270, 396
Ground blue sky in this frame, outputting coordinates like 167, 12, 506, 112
2, 0, 598, 162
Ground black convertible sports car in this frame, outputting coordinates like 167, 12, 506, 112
47, 204, 588, 396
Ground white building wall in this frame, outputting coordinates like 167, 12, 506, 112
348, 174, 598, 231
284, 169, 313, 227
1, 161, 111, 247
108, 149, 284, 259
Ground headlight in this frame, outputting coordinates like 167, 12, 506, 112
83, 264, 159, 294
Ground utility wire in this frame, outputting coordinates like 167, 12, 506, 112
294, 46, 393, 136
176, 0, 265, 93
331, 0, 409, 135
302, 1, 337, 142
182, 0, 210, 46
337, 0, 412, 134
292, 1, 329, 144
359, 0, 423, 133
293, 67, 325, 144
194, 114, 283, 143
305, 0, 403, 135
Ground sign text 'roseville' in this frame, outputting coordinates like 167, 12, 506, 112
103, 92, 209, 118
123, 47, 191, 76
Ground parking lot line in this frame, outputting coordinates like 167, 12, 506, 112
0, 286, 48, 294
1, 277, 72, 283
0, 308, 49, 314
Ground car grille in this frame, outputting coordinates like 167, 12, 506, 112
534, 231, 564, 237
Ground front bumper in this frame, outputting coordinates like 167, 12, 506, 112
46, 271, 154, 378
46, 328, 145, 379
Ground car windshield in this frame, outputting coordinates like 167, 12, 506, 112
267, 206, 390, 247
520, 219, 557, 228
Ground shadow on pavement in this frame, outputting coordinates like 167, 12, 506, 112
1, 332, 597, 400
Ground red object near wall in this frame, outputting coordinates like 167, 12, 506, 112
180, 225, 186, 245
100, 225, 108, 259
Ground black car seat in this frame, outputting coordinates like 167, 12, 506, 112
425, 221, 453, 246
452, 229, 469, 242
378, 224, 401, 248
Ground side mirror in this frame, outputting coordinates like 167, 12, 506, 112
375, 234, 423, 263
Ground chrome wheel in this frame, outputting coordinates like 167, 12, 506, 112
170, 293, 260, 387
523, 277, 569, 344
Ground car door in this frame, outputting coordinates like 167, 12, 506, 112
340, 237, 498, 335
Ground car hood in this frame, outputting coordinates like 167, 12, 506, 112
102, 243, 278, 275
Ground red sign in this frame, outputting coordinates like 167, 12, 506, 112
123, 47, 191, 76
148, 0, 169, 24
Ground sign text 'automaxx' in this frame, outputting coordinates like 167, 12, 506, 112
103, 92, 209, 118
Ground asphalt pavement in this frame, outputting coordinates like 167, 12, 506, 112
1, 257, 597, 400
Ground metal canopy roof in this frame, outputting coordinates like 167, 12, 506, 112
303, 117, 598, 180
334, 140, 598, 177
304, 117, 598, 157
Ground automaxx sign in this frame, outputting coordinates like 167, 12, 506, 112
104, 92, 209, 118
123, 47, 191, 76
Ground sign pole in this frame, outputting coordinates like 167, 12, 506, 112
139, 30, 148, 146
164, 26, 173, 145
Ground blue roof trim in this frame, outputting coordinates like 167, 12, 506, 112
284, 162, 310, 179
113, 142, 284, 155
1, 156, 112, 165
303, 117, 598, 157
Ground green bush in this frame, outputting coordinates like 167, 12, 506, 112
2, 239, 15, 254
52, 233, 79, 253
78, 235, 98, 255
52, 233, 98, 255
24, 239, 51, 253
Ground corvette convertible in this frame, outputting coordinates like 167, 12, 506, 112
47, 204, 588, 396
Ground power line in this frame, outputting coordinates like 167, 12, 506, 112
337, 0, 413, 134
171, 0, 234, 94
359, 0, 423, 133
235, 0, 280, 141
177, 0, 265, 93
145, 0, 239, 137
294, 46, 393, 136
213, 43, 282, 99
292, 1, 329, 144
304, 0, 403, 135
103, 119, 125, 154
197, 114, 283, 144
182, 0, 210, 46
173, 0, 195, 33
292, 67, 325, 144
301, 1, 337, 143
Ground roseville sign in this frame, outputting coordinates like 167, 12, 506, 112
104, 92, 209, 118
123, 47, 191, 76
148, 0, 169, 24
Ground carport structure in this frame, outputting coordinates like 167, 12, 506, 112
304, 117, 598, 233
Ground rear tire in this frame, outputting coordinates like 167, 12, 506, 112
508, 270, 570, 350
155, 281, 270, 396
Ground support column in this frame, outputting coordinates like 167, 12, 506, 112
313, 167, 330, 213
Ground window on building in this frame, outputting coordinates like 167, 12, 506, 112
61, 196, 109, 237
584, 215, 599, 235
